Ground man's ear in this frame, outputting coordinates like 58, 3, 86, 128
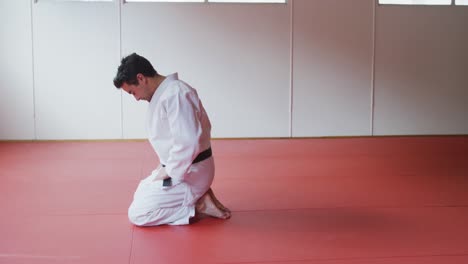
136, 73, 145, 83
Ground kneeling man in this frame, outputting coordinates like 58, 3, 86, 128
113, 53, 230, 226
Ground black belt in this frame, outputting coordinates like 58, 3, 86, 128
192, 147, 212, 164
162, 147, 212, 186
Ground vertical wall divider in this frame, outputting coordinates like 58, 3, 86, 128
31, 0, 37, 139
119, 0, 124, 139
371, 0, 377, 136
289, 0, 294, 138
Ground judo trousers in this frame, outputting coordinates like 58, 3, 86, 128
128, 157, 215, 226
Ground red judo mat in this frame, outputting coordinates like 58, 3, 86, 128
0, 137, 467, 264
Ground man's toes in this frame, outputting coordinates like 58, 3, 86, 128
222, 211, 232, 219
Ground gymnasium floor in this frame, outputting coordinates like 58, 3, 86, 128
0, 137, 467, 264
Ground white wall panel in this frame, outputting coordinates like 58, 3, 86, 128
0, 0, 35, 140
121, 3, 290, 138
374, 6, 468, 135
33, 1, 121, 139
292, 0, 374, 137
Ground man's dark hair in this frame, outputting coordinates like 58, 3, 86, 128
113, 53, 157, 88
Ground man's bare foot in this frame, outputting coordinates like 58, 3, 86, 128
196, 192, 230, 220
208, 188, 231, 215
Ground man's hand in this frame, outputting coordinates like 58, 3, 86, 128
152, 165, 170, 181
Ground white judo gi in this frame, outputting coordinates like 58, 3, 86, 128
128, 73, 214, 226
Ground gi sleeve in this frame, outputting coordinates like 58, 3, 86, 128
164, 86, 202, 185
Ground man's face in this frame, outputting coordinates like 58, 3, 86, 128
121, 74, 150, 102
